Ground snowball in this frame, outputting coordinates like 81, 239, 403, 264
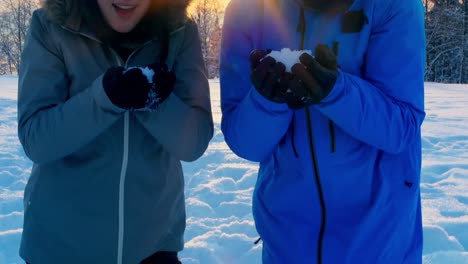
140, 67, 155, 83
125, 66, 155, 83
267, 48, 312, 72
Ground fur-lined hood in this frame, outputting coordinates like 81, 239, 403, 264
42, 0, 192, 32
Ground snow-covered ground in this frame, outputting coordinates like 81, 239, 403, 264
0, 76, 467, 263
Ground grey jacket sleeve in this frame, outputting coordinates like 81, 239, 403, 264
17, 11, 124, 164
134, 22, 214, 162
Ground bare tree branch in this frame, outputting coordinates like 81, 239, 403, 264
0, 0, 39, 75
189, 0, 223, 78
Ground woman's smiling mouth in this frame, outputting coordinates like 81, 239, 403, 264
112, 3, 137, 17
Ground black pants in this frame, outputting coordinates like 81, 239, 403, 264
27, 251, 181, 264
141, 251, 181, 264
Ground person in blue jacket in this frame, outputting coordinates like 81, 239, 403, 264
220, 0, 426, 263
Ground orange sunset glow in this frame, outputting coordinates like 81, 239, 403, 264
219, 0, 230, 9
190, 0, 231, 11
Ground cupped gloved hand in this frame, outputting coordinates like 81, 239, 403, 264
103, 66, 151, 110
103, 63, 175, 110
145, 62, 176, 110
286, 44, 339, 109
249, 49, 292, 104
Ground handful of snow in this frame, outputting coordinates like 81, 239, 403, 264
267, 48, 312, 72
125, 66, 155, 83
123, 66, 158, 111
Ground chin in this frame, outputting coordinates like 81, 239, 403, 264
111, 23, 137, 33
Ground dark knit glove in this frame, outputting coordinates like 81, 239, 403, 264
286, 44, 339, 109
103, 66, 152, 110
249, 49, 292, 104
145, 62, 176, 110
103, 63, 175, 110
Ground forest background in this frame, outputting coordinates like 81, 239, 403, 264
0, 0, 467, 83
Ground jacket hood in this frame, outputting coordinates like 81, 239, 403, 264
42, 0, 192, 31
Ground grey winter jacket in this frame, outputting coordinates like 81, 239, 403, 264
17, 1, 213, 263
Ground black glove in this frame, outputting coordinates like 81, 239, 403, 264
287, 44, 339, 109
103, 66, 151, 109
249, 49, 292, 104
145, 62, 176, 110
103, 63, 175, 110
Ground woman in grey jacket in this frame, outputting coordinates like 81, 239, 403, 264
17, 0, 213, 263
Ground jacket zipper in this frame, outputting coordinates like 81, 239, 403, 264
117, 112, 130, 264
110, 41, 167, 263
329, 120, 336, 153
108, 49, 131, 264
107, 46, 146, 264
306, 107, 327, 264
109, 48, 148, 264
329, 42, 339, 153
297, 7, 327, 264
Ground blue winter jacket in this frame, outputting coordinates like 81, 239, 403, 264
220, 0, 426, 263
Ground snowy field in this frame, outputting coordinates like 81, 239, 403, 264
0, 76, 467, 264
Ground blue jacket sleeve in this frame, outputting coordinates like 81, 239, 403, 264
220, 0, 293, 162
315, 0, 426, 154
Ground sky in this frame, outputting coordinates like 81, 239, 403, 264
0, 76, 468, 263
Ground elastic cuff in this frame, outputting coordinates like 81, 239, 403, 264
319, 69, 345, 105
